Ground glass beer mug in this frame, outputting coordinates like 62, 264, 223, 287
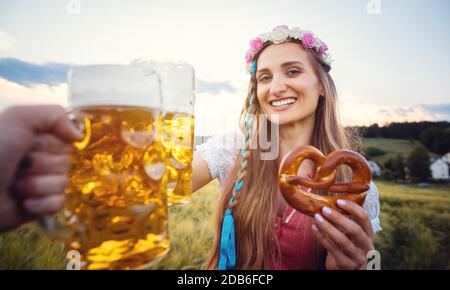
44, 64, 170, 269
132, 58, 195, 206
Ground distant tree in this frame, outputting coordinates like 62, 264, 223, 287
365, 124, 382, 138
420, 127, 441, 154
419, 127, 450, 155
406, 146, 431, 182
365, 147, 386, 159
382, 155, 406, 181
355, 121, 450, 141
382, 157, 396, 180
443, 128, 450, 154
393, 154, 406, 180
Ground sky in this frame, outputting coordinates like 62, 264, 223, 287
0, 0, 449, 135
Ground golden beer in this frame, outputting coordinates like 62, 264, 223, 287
130, 57, 196, 206
162, 112, 194, 206
65, 106, 169, 269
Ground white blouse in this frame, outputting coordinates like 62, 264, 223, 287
196, 132, 382, 233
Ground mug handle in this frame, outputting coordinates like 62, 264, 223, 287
37, 215, 74, 240
36, 110, 90, 240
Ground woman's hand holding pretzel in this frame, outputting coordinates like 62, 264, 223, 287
312, 199, 375, 270
278, 145, 375, 270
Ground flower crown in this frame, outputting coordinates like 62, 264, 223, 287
245, 25, 333, 74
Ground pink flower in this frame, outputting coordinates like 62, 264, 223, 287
318, 42, 328, 54
301, 32, 316, 49
245, 50, 255, 64
249, 37, 263, 52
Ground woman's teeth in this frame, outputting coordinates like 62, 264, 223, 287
271, 98, 296, 107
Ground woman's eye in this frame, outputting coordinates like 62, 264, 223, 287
259, 75, 272, 82
287, 70, 300, 76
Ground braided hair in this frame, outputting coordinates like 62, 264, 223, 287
217, 66, 257, 269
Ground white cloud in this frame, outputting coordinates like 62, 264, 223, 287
1, 75, 446, 137
0, 77, 67, 113
340, 98, 448, 126
377, 105, 447, 124
0, 32, 14, 51
0, 76, 244, 136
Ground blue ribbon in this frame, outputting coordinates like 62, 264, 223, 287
235, 179, 243, 192
249, 61, 257, 75
218, 92, 254, 270
218, 209, 236, 270
245, 115, 251, 128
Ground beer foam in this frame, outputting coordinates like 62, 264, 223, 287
130, 58, 195, 113
68, 64, 163, 109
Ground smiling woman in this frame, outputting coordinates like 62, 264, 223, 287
256, 46, 324, 123
192, 25, 381, 270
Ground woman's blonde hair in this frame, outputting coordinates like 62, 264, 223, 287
204, 39, 362, 269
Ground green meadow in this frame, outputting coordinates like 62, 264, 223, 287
0, 180, 219, 270
0, 179, 448, 270
362, 138, 439, 164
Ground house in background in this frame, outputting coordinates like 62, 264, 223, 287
441, 152, 450, 164
367, 160, 381, 177
430, 155, 450, 180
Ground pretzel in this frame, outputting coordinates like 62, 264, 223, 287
278, 145, 372, 217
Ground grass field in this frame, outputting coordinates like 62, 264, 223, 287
362, 138, 438, 165
0, 179, 448, 270
374, 180, 449, 269
0, 180, 221, 270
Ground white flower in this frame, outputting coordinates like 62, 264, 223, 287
258, 32, 272, 42
314, 37, 322, 50
289, 27, 303, 40
271, 27, 289, 44
246, 26, 333, 72
323, 53, 333, 66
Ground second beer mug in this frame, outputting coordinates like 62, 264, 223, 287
62, 65, 170, 269
132, 58, 196, 206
